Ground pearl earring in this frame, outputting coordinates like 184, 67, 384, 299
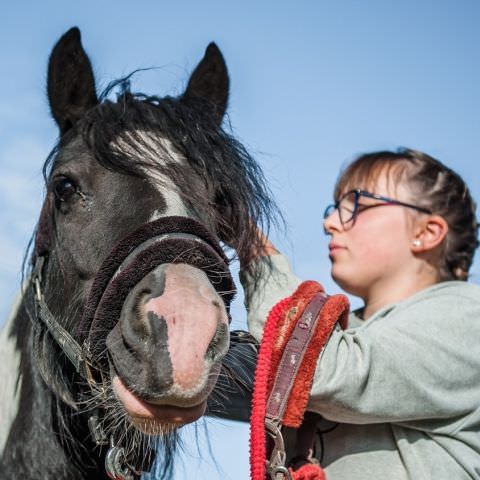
412, 239, 422, 247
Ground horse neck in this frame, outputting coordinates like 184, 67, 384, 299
0, 295, 108, 480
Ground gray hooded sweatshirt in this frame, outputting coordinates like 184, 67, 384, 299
240, 254, 480, 479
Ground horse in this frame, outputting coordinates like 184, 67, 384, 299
0, 27, 275, 479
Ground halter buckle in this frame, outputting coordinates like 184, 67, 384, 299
265, 417, 292, 480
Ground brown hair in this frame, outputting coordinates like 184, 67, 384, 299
335, 148, 479, 281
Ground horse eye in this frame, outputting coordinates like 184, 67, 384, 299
53, 177, 77, 202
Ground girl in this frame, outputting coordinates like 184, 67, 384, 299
240, 148, 480, 479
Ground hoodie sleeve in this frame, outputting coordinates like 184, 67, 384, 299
240, 254, 480, 428
306, 287, 480, 427
239, 254, 302, 341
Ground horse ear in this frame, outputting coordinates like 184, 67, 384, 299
182, 43, 229, 126
47, 27, 98, 135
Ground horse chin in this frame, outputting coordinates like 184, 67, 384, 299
112, 375, 207, 434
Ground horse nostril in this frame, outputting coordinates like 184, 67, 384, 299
139, 288, 152, 298
130, 289, 153, 318
205, 323, 229, 362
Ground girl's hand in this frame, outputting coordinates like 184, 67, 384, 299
220, 218, 279, 266
244, 224, 279, 264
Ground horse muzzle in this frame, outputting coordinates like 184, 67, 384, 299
107, 263, 229, 417
76, 216, 235, 428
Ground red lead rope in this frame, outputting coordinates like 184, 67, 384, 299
249, 281, 349, 480
250, 296, 291, 480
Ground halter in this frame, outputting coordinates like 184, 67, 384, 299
31, 215, 235, 479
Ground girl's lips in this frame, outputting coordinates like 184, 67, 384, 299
329, 243, 346, 252
112, 375, 206, 426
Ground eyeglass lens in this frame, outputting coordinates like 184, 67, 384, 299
337, 191, 358, 225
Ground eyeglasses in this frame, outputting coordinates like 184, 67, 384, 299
323, 189, 432, 229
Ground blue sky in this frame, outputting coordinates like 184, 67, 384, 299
0, 1, 479, 478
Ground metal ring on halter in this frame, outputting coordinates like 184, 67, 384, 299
270, 465, 293, 480
105, 438, 135, 480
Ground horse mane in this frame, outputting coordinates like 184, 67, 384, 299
38, 76, 282, 268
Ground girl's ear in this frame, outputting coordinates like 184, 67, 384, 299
411, 215, 449, 253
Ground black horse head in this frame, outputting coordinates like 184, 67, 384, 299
1, 27, 276, 479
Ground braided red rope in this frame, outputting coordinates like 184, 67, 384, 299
250, 296, 291, 480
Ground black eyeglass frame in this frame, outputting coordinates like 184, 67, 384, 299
323, 189, 433, 228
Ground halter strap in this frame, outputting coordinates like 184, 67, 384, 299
31, 216, 235, 381
32, 255, 90, 379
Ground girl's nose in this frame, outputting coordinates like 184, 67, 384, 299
323, 209, 342, 234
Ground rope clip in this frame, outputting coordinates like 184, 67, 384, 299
265, 418, 292, 480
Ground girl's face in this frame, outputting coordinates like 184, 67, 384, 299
323, 172, 420, 299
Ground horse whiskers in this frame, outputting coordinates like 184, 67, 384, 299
224, 351, 256, 367
211, 370, 235, 380
75, 375, 182, 467
211, 385, 243, 399
222, 362, 254, 384
217, 289, 237, 296
208, 390, 229, 407
210, 374, 243, 392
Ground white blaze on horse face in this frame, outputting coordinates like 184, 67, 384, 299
148, 137, 190, 218
150, 176, 189, 220
0, 292, 23, 455
112, 130, 190, 219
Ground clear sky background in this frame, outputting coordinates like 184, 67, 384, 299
0, 1, 479, 479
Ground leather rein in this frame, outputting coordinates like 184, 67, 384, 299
249, 281, 349, 480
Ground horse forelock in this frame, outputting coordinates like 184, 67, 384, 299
38, 85, 280, 262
